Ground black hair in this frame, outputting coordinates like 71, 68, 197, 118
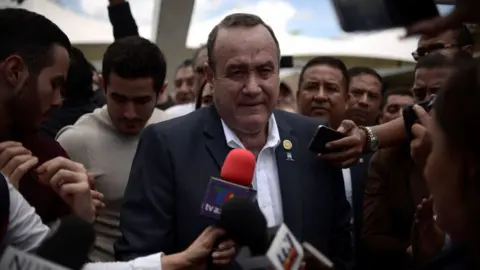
348, 66, 386, 94
102, 36, 167, 92
298, 56, 349, 90
176, 59, 193, 75
415, 50, 473, 71
380, 87, 413, 109
207, 13, 280, 73
455, 24, 475, 47
64, 47, 94, 100
195, 80, 208, 110
0, 8, 71, 74
192, 45, 207, 69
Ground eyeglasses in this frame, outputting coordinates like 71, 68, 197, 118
412, 43, 459, 61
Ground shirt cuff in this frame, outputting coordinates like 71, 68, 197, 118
132, 253, 164, 270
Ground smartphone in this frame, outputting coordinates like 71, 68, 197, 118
331, 0, 439, 32
308, 125, 346, 154
403, 96, 435, 142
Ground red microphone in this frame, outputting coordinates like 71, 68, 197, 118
200, 148, 257, 219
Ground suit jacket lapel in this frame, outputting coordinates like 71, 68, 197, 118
203, 106, 231, 170
274, 112, 303, 239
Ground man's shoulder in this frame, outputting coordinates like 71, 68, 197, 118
146, 107, 207, 139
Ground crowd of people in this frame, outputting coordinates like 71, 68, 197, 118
2, 0, 480, 269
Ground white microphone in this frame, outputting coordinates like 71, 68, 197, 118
0, 245, 70, 270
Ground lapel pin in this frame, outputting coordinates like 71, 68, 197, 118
283, 139, 292, 151
286, 152, 295, 162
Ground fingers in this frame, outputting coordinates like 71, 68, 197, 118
336, 119, 356, 134
3, 154, 37, 176
412, 104, 432, 128
213, 241, 236, 265
8, 156, 38, 187
199, 226, 226, 247
37, 157, 86, 185
411, 123, 426, 138
0, 145, 31, 169
48, 169, 89, 193
91, 190, 105, 209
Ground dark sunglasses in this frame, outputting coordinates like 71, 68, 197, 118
412, 43, 459, 61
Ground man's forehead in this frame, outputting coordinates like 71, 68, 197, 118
214, 26, 278, 61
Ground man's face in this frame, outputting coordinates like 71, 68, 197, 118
297, 64, 347, 129
416, 30, 459, 60
379, 94, 414, 123
413, 67, 451, 102
209, 25, 279, 134
346, 74, 382, 126
173, 66, 194, 104
193, 48, 209, 96
9, 45, 69, 133
105, 72, 158, 135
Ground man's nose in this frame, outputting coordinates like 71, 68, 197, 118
313, 86, 328, 102
52, 89, 63, 107
358, 93, 369, 107
243, 75, 262, 95
123, 102, 137, 119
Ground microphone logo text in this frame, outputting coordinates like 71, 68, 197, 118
276, 233, 299, 270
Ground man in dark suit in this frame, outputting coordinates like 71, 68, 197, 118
115, 13, 352, 269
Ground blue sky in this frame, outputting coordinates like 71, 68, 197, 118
57, 0, 454, 39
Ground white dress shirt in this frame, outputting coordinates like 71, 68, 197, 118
341, 168, 353, 225
1, 176, 163, 270
221, 115, 283, 228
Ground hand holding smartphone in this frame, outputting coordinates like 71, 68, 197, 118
308, 125, 346, 154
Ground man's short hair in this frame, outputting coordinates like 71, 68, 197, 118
415, 50, 472, 71
348, 66, 386, 94
176, 59, 193, 73
192, 45, 207, 68
454, 24, 474, 47
380, 87, 413, 109
298, 56, 349, 90
65, 47, 94, 99
206, 13, 280, 73
102, 36, 167, 92
0, 8, 71, 74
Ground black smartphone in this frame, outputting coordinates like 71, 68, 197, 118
308, 125, 346, 154
403, 97, 435, 142
331, 0, 439, 32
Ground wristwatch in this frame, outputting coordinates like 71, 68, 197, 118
359, 126, 379, 153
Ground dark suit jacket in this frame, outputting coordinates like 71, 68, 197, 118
115, 106, 353, 269
361, 145, 429, 270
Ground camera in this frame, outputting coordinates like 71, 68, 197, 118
402, 96, 436, 142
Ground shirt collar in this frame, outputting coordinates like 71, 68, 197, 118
221, 114, 281, 150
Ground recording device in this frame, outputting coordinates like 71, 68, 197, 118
221, 198, 304, 270
402, 97, 436, 142
309, 125, 346, 154
200, 148, 257, 220
331, 0, 439, 32
35, 215, 96, 270
302, 242, 334, 270
0, 245, 69, 270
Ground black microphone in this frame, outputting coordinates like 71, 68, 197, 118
35, 215, 96, 270
220, 197, 306, 270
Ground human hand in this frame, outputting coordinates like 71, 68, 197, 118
405, 0, 480, 37
0, 141, 38, 189
178, 226, 235, 268
413, 196, 445, 262
319, 120, 365, 167
36, 157, 95, 223
410, 105, 433, 169
88, 173, 105, 215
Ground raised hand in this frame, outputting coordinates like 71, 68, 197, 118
0, 141, 38, 189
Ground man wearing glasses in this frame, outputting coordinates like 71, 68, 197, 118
412, 25, 474, 61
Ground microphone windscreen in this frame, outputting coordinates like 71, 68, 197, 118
219, 197, 268, 255
220, 149, 255, 186
36, 215, 95, 270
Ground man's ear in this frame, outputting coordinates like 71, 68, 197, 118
99, 74, 107, 94
462, 45, 473, 55
2, 55, 29, 92
159, 82, 168, 95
